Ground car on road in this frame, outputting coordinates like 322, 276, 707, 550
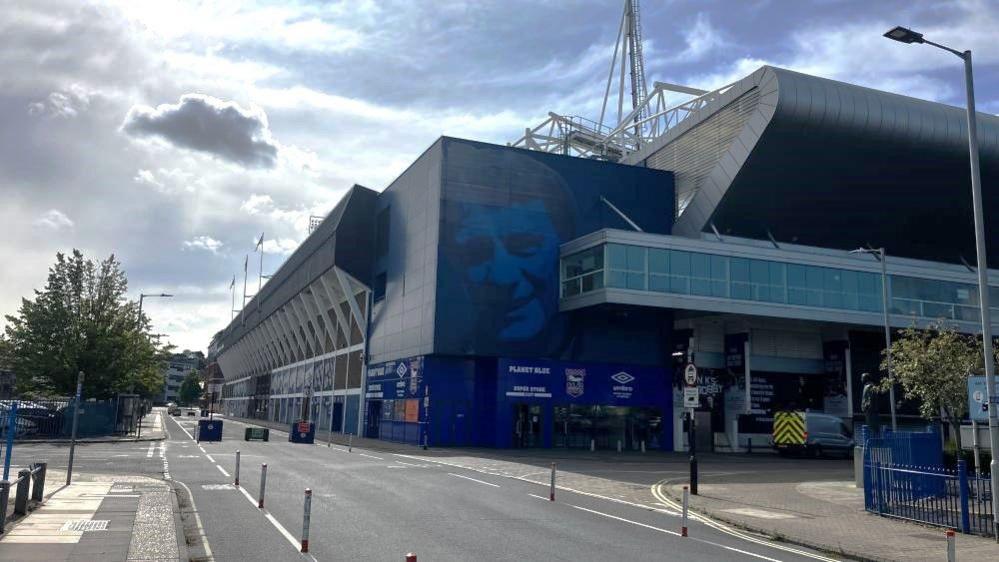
773, 411, 854, 458
167, 402, 181, 416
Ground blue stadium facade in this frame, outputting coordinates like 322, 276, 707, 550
216, 66, 999, 452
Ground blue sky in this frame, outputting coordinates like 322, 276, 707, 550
1, 0, 997, 352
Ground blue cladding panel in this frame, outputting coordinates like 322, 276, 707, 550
436, 139, 674, 360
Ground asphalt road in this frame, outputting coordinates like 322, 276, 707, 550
8, 411, 844, 561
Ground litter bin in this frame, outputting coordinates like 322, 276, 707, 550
197, 419, 223, 442
289, 420, 315, 444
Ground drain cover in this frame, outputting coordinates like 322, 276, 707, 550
61, 520, 110, 532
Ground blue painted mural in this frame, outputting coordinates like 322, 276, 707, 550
435, 139, 674, 360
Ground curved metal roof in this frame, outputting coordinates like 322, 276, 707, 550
637, 65, 999, 266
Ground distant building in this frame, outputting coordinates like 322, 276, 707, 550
159, 350, 204, 404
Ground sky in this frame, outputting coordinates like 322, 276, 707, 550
2, 0, 998, 354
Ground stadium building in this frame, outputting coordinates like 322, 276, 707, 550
216, 65, 999, 452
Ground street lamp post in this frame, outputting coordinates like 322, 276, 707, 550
136, 293, 173, 416
851, 247, 896, 432
884, 25, 997, 540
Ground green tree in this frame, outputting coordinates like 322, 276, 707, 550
3, 249, 170, 399
178, 370, 202, 406
881, 322, 999, 450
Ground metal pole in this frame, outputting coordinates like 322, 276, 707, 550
688, 410, 698, 495
879, 249, 897, 432
258, 463, 267, 508
234, 450, 240, 487
960, 50, 999, 542
301, 488, 312, 553
681, 485, 689, 537
66, 371, 84, 485
3, 403, 17, 481
549, 462, 556, 501
348, 433, 352, 452
946, 528, 956, 561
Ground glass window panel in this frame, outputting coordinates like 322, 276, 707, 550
563, 279, 580, 297
891, 298, 920, 316
824, 291, 843, 309
608, 244, 627, 269
806, 289, 822, 307
648, 249, 668, 274
923, 302, 955, 320
787, 264, 807, 287
770, 262, 785, 286
626, 272, 645, 290
649, 275, 670, 292
859, 272, 879, 295
691, 253, 710, 278
824, 269, 843, 292
788, 288, 808, 306
731, 258, 750, 282
843, 292, 859, 310
670, 250, 691, 276
670, 276, 689, 294
806, 266, 824, 291
711, 255, 728, 280
957, 305, 980, 322
581, 272, 603, 292
841, 270, 859, 295
859, 295, 882, 312
731, 282, 751, 300
769, 287, 786, 303
754, 285, 769, 302
608, 271, 627, 288
626, 246, 646, 271
690, 278, 711, 296
711, 280, 728, 298
750, 260, 769, 284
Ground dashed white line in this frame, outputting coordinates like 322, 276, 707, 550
358, 453, 383, 460
235, 481, 316, 561
528, 493, 550, 501
447, 473, 500, 488
216, 465, 230, 478
146, 442, 155, 458
205, 454, 216, 463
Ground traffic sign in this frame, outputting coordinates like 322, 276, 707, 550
684, 364, 698, 386
683, 386, 699, 408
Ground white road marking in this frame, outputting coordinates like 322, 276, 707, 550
358, 453, 383, 460
174, 479, 213, 559
447, 473, 500, 488
235, 482, 317, 561
568, 503, 785, 562
216, 464, 230, 477
528, 493, 550, 501
169, 415, 195, 440
392, 460, 423, 467
205, 454, 216, 463
146, 442, 155, 458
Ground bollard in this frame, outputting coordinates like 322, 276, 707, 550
405, 554, 417, 562
0, 481, 10, 533
348, 433, 353, 452
617, 440, 622, 453
681, 485, 689, 537
301, 488, 312, 553
590, 439, 595, 452
31, 463, 46, 502
14, 469, 30, 516
946, 529, 955, 561
549, 462, 556, 501
258, 464, 267, 508
234, 451, 241, 487
641, 440, 646, 453
422, 432, 428, 451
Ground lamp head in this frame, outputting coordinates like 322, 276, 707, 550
884, 26, 924, 44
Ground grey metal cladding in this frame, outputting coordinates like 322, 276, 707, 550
660, 65, 999, 265
218, 184, 379, 351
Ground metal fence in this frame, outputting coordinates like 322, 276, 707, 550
865, 460, 994, 537
861, 424, 944, 468
0, 396, 143, 440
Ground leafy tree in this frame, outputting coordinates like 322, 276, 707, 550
881, 322, 999, 450
178, 370, 202, 406
3, 249, 171, 399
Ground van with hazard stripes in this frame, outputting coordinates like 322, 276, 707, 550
771, 411, 854, 458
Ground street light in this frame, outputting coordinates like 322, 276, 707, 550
851, 247, 897, 432
884, 25, 997, 540
138, 293, 174, 318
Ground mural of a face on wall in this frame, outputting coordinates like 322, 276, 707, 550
439, 145, 576, 357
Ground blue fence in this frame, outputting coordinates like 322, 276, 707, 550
863, 425, 995, 537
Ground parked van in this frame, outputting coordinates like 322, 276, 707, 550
772, 411, 854, 458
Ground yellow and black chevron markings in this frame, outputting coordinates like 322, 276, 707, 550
773, 411, 806, 445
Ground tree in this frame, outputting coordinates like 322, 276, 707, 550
881, 322, 999, 450
3, 249, 170, 399
178, 370, 202, 406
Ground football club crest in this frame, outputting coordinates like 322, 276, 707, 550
565, 368, 585, 398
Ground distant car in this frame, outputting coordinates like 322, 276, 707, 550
773, 411, 854, 458
185, 407, 197, 416
167, 403, 181, 416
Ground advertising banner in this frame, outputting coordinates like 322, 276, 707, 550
968, 376, 999, 422
497, 358, 667, 406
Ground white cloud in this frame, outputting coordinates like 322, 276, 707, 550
183, 235, 223, 254
260, 238, 299, 255
33, 209, 74, 230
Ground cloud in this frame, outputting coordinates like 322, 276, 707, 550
33, 209, 74, 230
261, 238, 299, 255
183, 235, 223, 254
122, 94, 279, 168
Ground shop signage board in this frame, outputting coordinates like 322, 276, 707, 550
497, 358, 666, 406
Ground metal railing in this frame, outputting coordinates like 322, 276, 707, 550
865, 460, 994, 537
0, 462, 47, 534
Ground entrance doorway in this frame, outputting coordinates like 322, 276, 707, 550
512, 404, 542, 448
364, 401, 379, 438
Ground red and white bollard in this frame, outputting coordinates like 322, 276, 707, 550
405, 554, 417, 562
301, 488, 312, 553
946, 529, 956, 561
681, 485, 689, 537
258, 463, 267, 508
234, 450, 240, 487
549, 462, 556, 501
